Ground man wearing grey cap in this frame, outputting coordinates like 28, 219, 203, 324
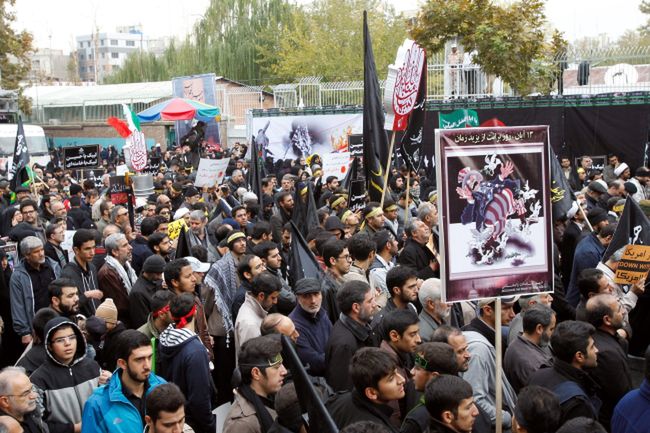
288, 279, 332, 377
129, 255, 166, 328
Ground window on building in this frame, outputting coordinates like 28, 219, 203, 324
79, 42, 83, 48
88, 66, 94, 72
100, 39, 105, 46
111, 52, 119, 59
79, 53, 85, 60
126, 40, 135, 47
110, 39, 118, 45
80, 66, 85, 73
88, 53, 93, 60
101, 53, 105, 59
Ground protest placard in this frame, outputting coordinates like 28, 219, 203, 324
194, 158, 230, 188
614, 244, 650, 285
63, 145, 100, 169
322, 152, 351, 180
348, 134, 364, 158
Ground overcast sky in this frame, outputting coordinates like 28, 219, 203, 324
11, 0, 646, 54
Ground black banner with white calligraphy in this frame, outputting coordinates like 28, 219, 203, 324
63, 145, 100, 170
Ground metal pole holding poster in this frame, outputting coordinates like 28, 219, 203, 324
380, 132, 397, 209
495, 298, 503, 433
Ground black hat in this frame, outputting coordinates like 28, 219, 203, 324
587, 207, 608, 226
636, 166, 650, 177
15, 185, 30, 193
624, 181, 638, 195
324, 216, 345, 232
294, 278, 322, 295
142, 255, 166, 274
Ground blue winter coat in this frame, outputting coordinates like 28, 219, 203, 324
81, 369, 166, 433
612, 380, 650, 433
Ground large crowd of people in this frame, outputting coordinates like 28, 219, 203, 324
0, 145, 649, 433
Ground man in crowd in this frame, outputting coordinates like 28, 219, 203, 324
325, 281, 378, 392
271, 192, 294, 243
130, 217, 158, 276
11, 236, 61, 345
48, 278, 80, 320
82, 330, 166, 433
321, 239, 351, 324
508, 293, 554, 345
98, 233, 137, 327
147, 232, 172, 262
235, 271, 281, 353
31, 317, 104, 433
159, 293, 216, 433
417, 278, 450, 342
586, 294, 633, 430
143, 383, 188, 433
223, 335, 286, 433
398, 220, 438, 280
129, 255, 166, 329
44, 223, 68, 268
326, 347, 405, 433
504, 305, 555, 393
383, 266, 419, 314
288, 278, 332, 377
611, 344, 650, 433
432, 326, 472, 374
61, 229, 102, 318
343, 234, 376, 285
424, 375, 479, 433
0, 367, 46, 433
528, 320, 600, 425
462, 297, 518, 431
369, 230, 398, 306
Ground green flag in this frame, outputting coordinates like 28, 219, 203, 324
439, 109, 479, 129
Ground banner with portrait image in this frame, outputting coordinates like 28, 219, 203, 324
435, 126, 553, 302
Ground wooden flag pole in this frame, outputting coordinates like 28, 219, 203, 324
578, 202, 594, 232
379, 131, 397, 209
404, 172, 411, 223
495, 297, 503, 433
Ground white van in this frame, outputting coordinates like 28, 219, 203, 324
0, 124, 50, 173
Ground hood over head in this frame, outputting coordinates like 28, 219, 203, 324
43, 316, 87, 366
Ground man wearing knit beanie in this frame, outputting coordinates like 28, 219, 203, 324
95, 298, 118, 331
129, 255, 166, 329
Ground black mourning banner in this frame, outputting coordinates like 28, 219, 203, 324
109, 176, 128, 205
349, 180, 366, 213
63, 145, 100, 170
140, 157, 162, 175
348, 134, 364, 158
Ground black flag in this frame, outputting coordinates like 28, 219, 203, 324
288, 220, 324, 286
249, 135, 264, 205
341, 156, 359, 192
400, 53, 427, 172
602, 196, 650, 262
549, 147, 577, 222
175, 225, 193, 260
9, 116, 31, 193
292, 182, 319, 238
363, 11, 387, 202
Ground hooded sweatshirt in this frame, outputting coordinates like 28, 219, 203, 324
30, 317, 101, 433
158, 325, 216, 433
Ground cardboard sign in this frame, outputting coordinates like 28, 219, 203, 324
322, 152, 351, 180
75, 169, 104, 190
109, 176, 129, 205
194, 158, 230, 188
63, 145, 100, 169
614, 244, 650, 285
348, 134, 364, 158
140, 157, 162, 175
116, 165, 129, 176
167, 219, 187, 240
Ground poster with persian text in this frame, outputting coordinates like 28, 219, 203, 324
435, 126, 553, 302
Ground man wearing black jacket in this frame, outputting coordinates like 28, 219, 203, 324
586, 294, 633, 430
129, 255, 166, 329
327, 347, 405, 433
0, 366, 48, 433
61, 229, 102, 318
528, 320, 601, 426
398, 220, 438, 280
325, 280, 378, 392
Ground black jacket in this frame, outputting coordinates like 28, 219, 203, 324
130, 236, 153, 277
60, 258, 100, 317
528, 358, 601, 426
398, 239, 438, 280
324, 314, 377, 392
0, 409, 49, 433
326, 390, 399, 433
44, 242, 68, 269
591, 329, 634, 430
128, 276, 161, 329
67, 207, 95, 230
16, 343, 47, 375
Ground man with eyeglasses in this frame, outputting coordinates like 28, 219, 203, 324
18, 200, 46, 244
0, 366, 46, 433
30, 317, 105, 433
399, 219, 439, 280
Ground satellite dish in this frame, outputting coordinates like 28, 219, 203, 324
604, 63, 638, 86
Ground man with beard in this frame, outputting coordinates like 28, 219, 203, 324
431, 326, 472, 374
270, 192, 294, 244
187, 210, 209, 252
48, 278, 80, 320
288, 279, 332, 377
254, 241, 295, 315
234, 272, 281, 354
325, 281, 378, 392
147, 232, 172, 262
0, 367, 47, 433
417, 278, 450, 342
369, 230, 398, 307
98, 233, 137, 328
82, 330, 166, 433
398, 220, 438, 280
586, 294, 633, 430
504, 305, 555, 393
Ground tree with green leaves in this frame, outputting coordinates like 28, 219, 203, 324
0, 0, 33, 113
268, 0, 408, 82
410, 0, 566, 95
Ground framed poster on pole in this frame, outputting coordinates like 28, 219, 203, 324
435, 126, 553, 302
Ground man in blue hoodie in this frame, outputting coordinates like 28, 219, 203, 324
81, 330, 166, 433
158, 293, 216, 433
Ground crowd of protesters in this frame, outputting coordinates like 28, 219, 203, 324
0, 143, 649, 433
